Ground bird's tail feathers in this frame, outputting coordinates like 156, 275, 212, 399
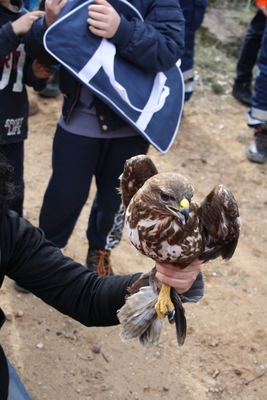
117, 286, 163, 348
139, 315, 164, 349
170, 289, 187, 347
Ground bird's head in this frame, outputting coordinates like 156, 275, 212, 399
142, 172, 194, 226
163, 194, 190, 225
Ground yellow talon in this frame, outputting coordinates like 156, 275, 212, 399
155, 284, 174, 319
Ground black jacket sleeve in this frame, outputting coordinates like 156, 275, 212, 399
0, 210, 141, 327
0, 21, 22, 59
0, 210, 204, 327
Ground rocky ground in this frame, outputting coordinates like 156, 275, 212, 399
1, 4, 267, 400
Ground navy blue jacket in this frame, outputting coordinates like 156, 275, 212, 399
0, 0, 47, 143
24, 0, 185, 128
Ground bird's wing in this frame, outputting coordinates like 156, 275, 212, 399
119, 154, 158, 210
198, 184, 242, 262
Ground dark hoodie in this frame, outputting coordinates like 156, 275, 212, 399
0, 0, 46, 144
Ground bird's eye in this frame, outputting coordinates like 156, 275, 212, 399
160, 191, 172, 202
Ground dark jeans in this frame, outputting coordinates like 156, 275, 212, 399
235, 9, 266, 85
248, 19, 267, 124
39, 125, 150, 249
179, 0, 208, 100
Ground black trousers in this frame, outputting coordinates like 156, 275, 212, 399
235, 9, 266, 85
39, 125, 150, 249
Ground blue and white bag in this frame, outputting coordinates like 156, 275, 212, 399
44, 0, 184, 153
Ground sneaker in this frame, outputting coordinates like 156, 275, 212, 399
246, 125, 267, 163
85, 246, 114, 276
14, 281, 29, 293
232, 81, 252, 107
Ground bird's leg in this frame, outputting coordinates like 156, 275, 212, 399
155, 284, 174, 319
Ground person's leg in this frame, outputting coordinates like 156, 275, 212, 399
233, 9, 266, 106
39, 126, 99, 247
1, 141, 24, 217
246, 20, 267, 163
235, 10, 265, 84
7, 360, 32, 400
180, 0, 207, 101
86, 135, 149, 275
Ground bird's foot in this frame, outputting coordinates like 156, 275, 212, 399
154, 284, 174, 319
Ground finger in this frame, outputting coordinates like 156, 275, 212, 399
89, 0, 112, 13
156, 271, 196, 294
88, 19, 102, 30
88, 17, 108, 30
156, 272, 187, 292
93, 0, 109, 5
89, 25, 106, 37
156, 263, 201, 281
156, 266, 183, 280
156, 262, 182, 274
88, 11, 106, 22
88, 4, 107, 15
30, 11, 45, 17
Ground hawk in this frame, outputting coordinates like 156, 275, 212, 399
117, 155, 241, 348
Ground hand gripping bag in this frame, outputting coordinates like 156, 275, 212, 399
44, 0, 184, 153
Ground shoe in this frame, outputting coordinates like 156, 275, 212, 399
14, 281, 29, 293
232, 82, 252, 107
39, 70, 61, 98
85, 246, 114, 276
246, 125, 267, 163
29, 100, 39, 116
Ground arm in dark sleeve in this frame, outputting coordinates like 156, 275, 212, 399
0, 22, 22, 59
110, 0, 185, 72
0, 21, 47, 91
25, 1, 184, 72
23, 16, 57, 65
2, 210, 141, 327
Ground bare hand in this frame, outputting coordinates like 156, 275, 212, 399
11, 11, 44, 35
155, 259, 203, 294
45, 0, 68, 27
87, 0, 121, 38
32, 61, 53, 79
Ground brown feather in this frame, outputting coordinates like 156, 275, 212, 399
118, 155, 242, 348
119, 154, 158, 209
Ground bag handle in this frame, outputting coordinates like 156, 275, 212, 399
77, 38, 169, 115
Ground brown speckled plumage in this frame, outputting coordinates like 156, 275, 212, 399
117, 155, 241, 348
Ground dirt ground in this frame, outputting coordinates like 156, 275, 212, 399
1, 14, 267, 400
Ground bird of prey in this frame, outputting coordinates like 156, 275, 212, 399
117, 154, 241, 348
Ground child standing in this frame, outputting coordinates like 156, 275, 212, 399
24, 0, 185, 276
0, 0, 51, 216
